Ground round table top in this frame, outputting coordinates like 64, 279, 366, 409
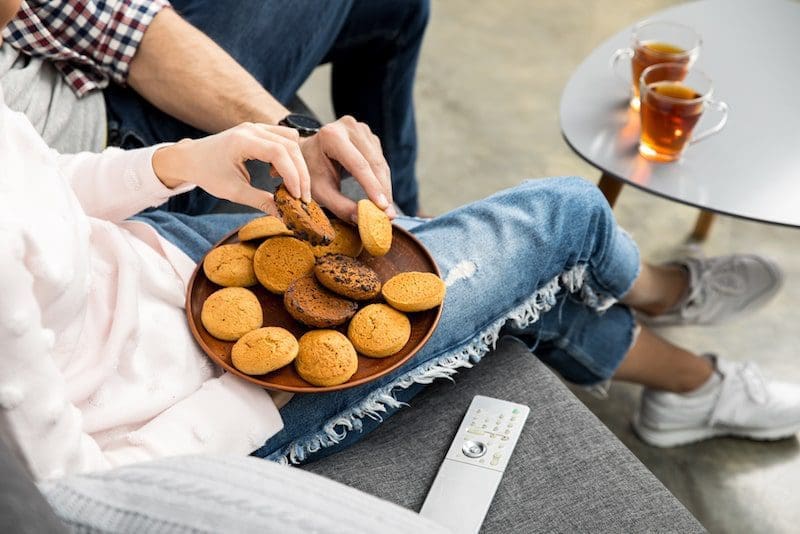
560, 0, 800, 228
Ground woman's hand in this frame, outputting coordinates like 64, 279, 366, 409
152, 123, 311, 213
300, 115, 396, 222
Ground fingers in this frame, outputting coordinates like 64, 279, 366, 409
318, 117, 395, 216
349, 122, 393, 205
241, 123, 311, 202
228, 185, 278, 215
313, 181, 358, 223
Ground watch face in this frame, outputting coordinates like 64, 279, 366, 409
287, 114, 322, 130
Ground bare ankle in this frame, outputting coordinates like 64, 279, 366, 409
672, 358, 715, 393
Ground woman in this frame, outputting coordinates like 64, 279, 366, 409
1, 2, 798, 481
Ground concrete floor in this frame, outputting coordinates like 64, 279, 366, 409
299, 1, 800, 532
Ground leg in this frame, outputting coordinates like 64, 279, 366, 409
613, 325, 713, 393
597, 172, 624, 207
326, 0, 430, 215
130, 211, 259, 262
621, 262, 687, 316
251, 177, 642, 463
690, 210, 716, 241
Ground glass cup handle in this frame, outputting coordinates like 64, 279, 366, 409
610, 48, 634, 86
691, 99, 729, 144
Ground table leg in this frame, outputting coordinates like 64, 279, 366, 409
598, 172, 623, 208
690, 210, 716, 242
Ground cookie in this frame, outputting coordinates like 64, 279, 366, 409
201, 287, 263, 341
202, 243, 258, 287
382, 272, 446, 312
347, 303, 411, 358
231, 327, 299, 376
357, 199, 392, 257
274, 185, 335, 246
284, 274, 358, 328
295, 330, 358, 387
312, 219, 363, 258
314, 254, 381, 301
238, 216, 293, 242
253, 236, 316, 294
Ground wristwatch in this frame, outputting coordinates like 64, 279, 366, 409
278, 113, 322, 137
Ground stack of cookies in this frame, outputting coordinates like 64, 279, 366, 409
199, 186, 446, 388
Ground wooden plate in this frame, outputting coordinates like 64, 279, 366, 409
186, 223, 443, 393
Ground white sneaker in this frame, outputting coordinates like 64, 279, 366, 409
640, 254, 783, 327
633, 356, 800, 447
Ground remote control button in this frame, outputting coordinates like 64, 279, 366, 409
462, 440, 487, 458
512, 408, 520, 414
466, 428, 484, 436
490, 457, 499, 466
493, 427, 499, 432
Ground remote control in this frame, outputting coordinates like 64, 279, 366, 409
419, 395, 530, 533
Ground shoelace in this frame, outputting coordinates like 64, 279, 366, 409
680, 259, 748, 320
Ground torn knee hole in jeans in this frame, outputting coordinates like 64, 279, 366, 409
444, 260, 477, 287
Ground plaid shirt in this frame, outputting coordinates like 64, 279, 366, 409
2, 0, 170, 97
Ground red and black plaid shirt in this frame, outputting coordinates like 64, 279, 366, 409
2, 0, 170, 97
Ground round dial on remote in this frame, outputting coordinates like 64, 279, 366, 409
462, 440, 487, 458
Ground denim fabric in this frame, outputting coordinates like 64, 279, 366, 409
138, 177, 641, 463
104, 0, 427, 215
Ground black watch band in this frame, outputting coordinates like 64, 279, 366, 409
278, 113, 322, 137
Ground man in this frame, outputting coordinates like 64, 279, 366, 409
0, 0, 427, 217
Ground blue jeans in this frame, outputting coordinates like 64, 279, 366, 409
134, 177, 640, 464
106, 0, 427, 215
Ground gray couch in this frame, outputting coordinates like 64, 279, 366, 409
0, 337, 704, 533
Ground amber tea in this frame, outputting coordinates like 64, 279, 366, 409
611, 21, 701, 109
631, 41, 690, 100
638, 63, 728, 162
639, 82, 703, 161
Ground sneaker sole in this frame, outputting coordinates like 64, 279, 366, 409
632, 418, 800, 448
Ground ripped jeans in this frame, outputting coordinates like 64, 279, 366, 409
134, 177, 641, 464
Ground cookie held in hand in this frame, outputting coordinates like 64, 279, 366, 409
274, 185, 335, 246
357, 199, 392, 257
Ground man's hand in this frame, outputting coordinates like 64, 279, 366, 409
301, 116, 397, 222
152, 123, 310, 213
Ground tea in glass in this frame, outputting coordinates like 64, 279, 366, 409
611, 20, 701, 109
638, 63, 728, 162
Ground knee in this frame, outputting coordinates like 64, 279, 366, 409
521, 177, 610, 216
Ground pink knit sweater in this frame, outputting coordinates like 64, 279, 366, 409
0, 92, 286, 480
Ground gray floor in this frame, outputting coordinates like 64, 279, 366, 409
298, 1, 800, 532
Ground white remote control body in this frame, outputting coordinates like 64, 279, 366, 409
419, 395, 530, 534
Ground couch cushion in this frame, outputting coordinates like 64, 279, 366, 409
304, 336, 705, 533
0, 414, 66, 533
